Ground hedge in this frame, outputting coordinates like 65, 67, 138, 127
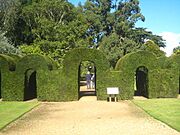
0, 54, 16, 71
115, 51, 157, 98
169, 54, 180, 93
62, 48, 110, 101
0, 54, 17, 99
1, 49, 179, 101
149, 69, 179, 98
36, 48, 110, 101
2, 54, 55, 101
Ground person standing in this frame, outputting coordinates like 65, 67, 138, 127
91, 73, 95, 89
86, 71, 91, 89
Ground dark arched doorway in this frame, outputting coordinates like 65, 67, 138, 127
134, 66, 148, 98
24, 69, 37, 101
78, 61, 96, 99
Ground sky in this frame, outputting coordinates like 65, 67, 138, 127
68, 0, 180, 56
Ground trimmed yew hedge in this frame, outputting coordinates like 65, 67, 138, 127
2, 54, 56, 101
1, 49, 179, 101
149, 69, 179, 98
62, 48, 110, 101
115, 51, 179, 98
115, 51, 156, 99
0, 54, 17, 99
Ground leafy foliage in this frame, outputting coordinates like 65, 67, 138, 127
0, 0, 166, 68
173, 46, 180, 55
141, 40, 165, 57
0, 31, 20, 54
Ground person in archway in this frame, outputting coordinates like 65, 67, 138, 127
86, 71, 91, 89
91, 73, 95, 89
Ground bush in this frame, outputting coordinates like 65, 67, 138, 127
149, 69, 179, 98
115, 51, 178, 98
2, 54, 55, 101
1, 49, 179, 101
115, 51, 157, 99
0, 54, 17, 99
62, 48, 110, 101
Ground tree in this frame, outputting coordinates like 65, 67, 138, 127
18, 0, 89, 67
82, 0, 145, 47
173, 46, 180, 55
99, 32, 140, 68
0, 30, 20, 54
141, 40, 165, 57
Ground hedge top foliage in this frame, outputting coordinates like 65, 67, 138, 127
16, 54, 55, 73
0, 54, 16, 71
63, 48, 110, 76
115, 51, 158, 73
6, 54, 22, 62
169, 54, 180, 69
156, 54, 180, 71
43, 56, 58, 70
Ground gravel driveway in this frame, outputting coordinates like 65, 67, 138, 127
0, 97, 179, 135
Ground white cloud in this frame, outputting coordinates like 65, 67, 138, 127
159, 32, 180, 57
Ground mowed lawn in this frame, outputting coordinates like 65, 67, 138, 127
133, 98, 180, 132
0, 101, 39, 130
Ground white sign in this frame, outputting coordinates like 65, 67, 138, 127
107, 87, 119, 95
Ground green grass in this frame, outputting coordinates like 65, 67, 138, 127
133, 98, 180, 132
0, 101, 39, 130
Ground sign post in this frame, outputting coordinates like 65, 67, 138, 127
107, 87, 119, 102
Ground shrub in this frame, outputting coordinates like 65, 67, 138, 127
2, 54, 55, 101
149, 69, 179, 98
1, 49, 179, 101
62, 48, 110, 101
0, 54, 17, 99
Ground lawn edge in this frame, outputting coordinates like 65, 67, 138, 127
131, 100, 180, 132
0, 102, 40, 131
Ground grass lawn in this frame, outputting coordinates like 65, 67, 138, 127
133, 98, 180, 132
0, 101, 39, 130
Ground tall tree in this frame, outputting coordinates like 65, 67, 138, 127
19, 0, 89, 66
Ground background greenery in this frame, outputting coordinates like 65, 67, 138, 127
0, 0, 169, 68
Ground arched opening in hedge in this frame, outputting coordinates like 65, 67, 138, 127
78, 61, 96, 99
134, 66, 148, 98
24, 69, 37, 101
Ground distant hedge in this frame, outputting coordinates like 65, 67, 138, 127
1, 49, 179, 101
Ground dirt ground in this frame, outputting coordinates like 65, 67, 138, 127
0, 97, 179, 135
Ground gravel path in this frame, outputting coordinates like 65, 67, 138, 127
0, 97, 179, 135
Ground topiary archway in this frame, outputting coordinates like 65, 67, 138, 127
62, 48, 110, 100
115, 51, 158, 98
2, 54, 55, 101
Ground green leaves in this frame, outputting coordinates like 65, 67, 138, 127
0, 30, 20, 54
173, 46, 180, 55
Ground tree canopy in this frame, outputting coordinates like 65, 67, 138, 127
0, 0, 166, 68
